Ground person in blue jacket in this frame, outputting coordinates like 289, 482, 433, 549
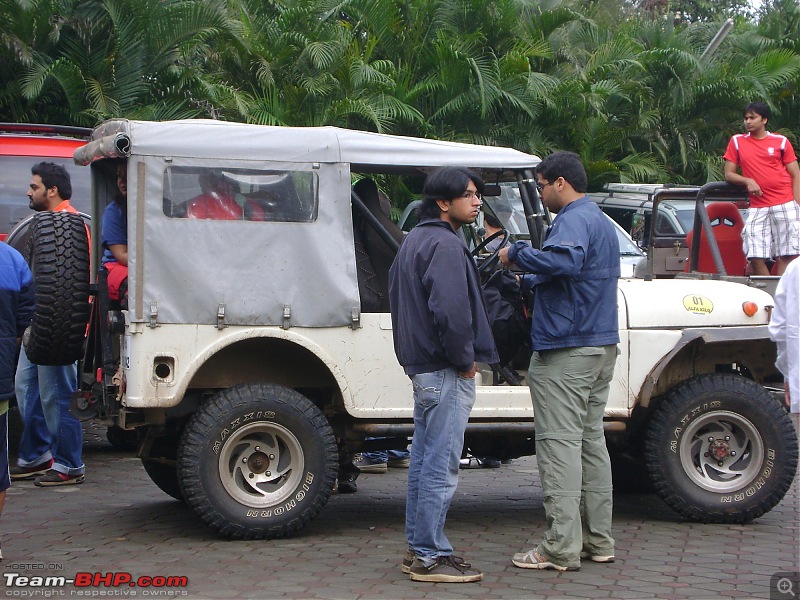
389, 166, 498, 584
100, 161, 128, 305
0, 241, 36, 559
499, 151, 620, 572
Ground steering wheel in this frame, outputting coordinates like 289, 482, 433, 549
471, 229, 510, 274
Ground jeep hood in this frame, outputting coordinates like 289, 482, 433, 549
619, 278, 773, 328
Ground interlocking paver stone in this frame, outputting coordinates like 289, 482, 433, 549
1, 416, 797, 599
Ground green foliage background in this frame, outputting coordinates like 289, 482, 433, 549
1, 0, 798, 192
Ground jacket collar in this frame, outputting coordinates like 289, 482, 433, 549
417, 216, 458, 234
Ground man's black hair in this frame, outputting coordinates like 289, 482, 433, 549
483, 212, 503, 229
418, 167, 485, 220
536, 151, 588, 194
31, 161, 72, 200
744, 101, 770, 121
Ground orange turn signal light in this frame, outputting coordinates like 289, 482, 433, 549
742, 301, 758, 317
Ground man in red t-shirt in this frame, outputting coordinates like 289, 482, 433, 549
724, 101, 800, 276
12, 162, 86, 487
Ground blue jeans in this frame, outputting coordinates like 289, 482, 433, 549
15, 346, 84, 476
362, 439, 410, 463
405, 368, 475, 564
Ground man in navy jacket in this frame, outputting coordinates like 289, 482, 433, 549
389, 167, 498, 583
500, 151, 620, 572
0, 241, 35, 558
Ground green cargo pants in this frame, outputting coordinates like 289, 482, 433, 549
528, 344, 617, 569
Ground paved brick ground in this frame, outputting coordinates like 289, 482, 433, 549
2, 417, 798, 600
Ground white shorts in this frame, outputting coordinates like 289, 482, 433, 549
743, 201, 800, 259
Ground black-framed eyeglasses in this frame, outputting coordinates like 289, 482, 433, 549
536, 180, 555, 193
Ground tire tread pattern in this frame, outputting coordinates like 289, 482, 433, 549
644, 373, 798, 523
23, 212, 90, 365
177, 383, 337, 540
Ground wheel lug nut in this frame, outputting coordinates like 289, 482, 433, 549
269, 454, 275, 460
248, 473, 254, 479
266, 471, 271, 477
708, 437, 715, 442
254, 446, 260, 452
724, 436, 730, 441
730, 451, 736, 456
718, 461, 724, 466
242, 457, 247, 463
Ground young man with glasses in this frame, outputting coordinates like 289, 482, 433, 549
499, 151, 620, 572
389, 167, 498, 583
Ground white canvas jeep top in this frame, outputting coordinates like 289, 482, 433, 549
75, 119, 538, 329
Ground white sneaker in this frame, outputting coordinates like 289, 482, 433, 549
580, 550, 615, 563
353, 456, 387, 474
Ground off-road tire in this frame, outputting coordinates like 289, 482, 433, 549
644, 373, 798, 523
140, 428, 183, 502
106, 425, 139, 452
177, 383, 337, 540
142, 460, 183, 502
610, 450, 654, 494
23, 211, 90, 366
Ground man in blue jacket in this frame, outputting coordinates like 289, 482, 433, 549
389, 167, 498, 583
0, 241, 36, 559
499, 151, 620, 572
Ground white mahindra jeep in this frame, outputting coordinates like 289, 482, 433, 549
55, 119, 796, 540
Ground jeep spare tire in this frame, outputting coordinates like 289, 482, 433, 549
23, 211, 91, 366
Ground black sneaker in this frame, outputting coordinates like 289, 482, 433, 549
409, 556, 483, 583
33, 470, 85, 487
335, 475, 357, 494
10, 459, 53, 480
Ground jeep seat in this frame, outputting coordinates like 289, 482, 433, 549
684, 202, 746, 275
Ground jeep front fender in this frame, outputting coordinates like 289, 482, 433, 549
636, 325, 777, 408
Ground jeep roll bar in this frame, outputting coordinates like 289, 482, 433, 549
686, 181, 744, 276
350, 190, 401, 253
516, 169, 548, 250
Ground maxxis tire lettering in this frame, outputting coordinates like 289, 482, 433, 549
213, 411, 276, 453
